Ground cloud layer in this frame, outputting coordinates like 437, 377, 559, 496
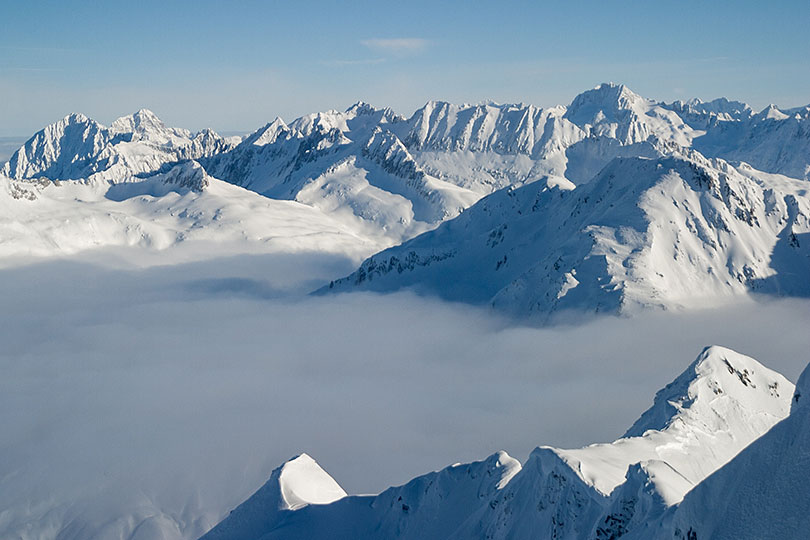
361, 37, 430, 56
1, 253, 808, 537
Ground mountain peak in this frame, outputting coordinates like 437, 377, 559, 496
345, 101, 377, 116
564, 82, 670, 143
757, 103, 789, 121
245, 117, 290, 146
60, 112, 93, 125
134, 107, 159, 119
569, 82, 644, 111
201, 453, 346, 540
623, 345, 792, 438
665, 97, 753, 124
594, 81, 633, 95
110, 108, 167, 134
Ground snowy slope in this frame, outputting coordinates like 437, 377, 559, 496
639, 359, 810, 539
200, 346, 794, 540
199, 103, 484, 245
3, 84, 809, 304
327, 149, 810, 319
0, 162, 381, 265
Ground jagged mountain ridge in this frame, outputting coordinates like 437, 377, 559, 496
3, 84, 809, 288
7, 84, 809, 191
200, 346, 797, 540
2, 109, 237, 182
196, 83, 715, 241
327, 148, 810, 318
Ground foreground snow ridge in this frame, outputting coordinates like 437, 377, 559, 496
201, 346, 804, 539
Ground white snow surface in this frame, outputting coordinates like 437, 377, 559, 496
200, 346, 797, 539
329, 149, 810, 319
4, 82, 808, 265
201, 454, 346, 540
0, 167, 381, 266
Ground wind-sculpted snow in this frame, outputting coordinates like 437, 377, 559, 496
328, 150, 810, 319
202, 454, 346, 540
201, 346, 795, 539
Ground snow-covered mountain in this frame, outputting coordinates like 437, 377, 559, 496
3, 84, 808, 309
326, 148, 810, 319
2, 109, 237, 182
653, 357, 810, 539
198, 103, 464, 245
0, 161, 379, 263
0, 110, 391, 264
200, 346, 799, 539
3, 85, 809, 540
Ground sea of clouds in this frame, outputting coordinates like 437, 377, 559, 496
1, 251, 808, 538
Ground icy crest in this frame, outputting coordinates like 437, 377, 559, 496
624, 345, 790, 437
202, 454, 346, 540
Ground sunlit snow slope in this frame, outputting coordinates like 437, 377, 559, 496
201, 346, 797, 540
328, 149, 810, 318
3, 83, 809, 298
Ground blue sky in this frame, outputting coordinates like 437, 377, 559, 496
1, 0, 808, 136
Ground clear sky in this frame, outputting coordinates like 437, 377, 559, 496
1, 0, 808, 137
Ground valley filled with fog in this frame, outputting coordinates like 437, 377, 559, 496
2, 249, 807, 538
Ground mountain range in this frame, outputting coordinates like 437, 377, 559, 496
2, 83, 808, 316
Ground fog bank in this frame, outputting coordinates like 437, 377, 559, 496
1, 254, 807, 538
